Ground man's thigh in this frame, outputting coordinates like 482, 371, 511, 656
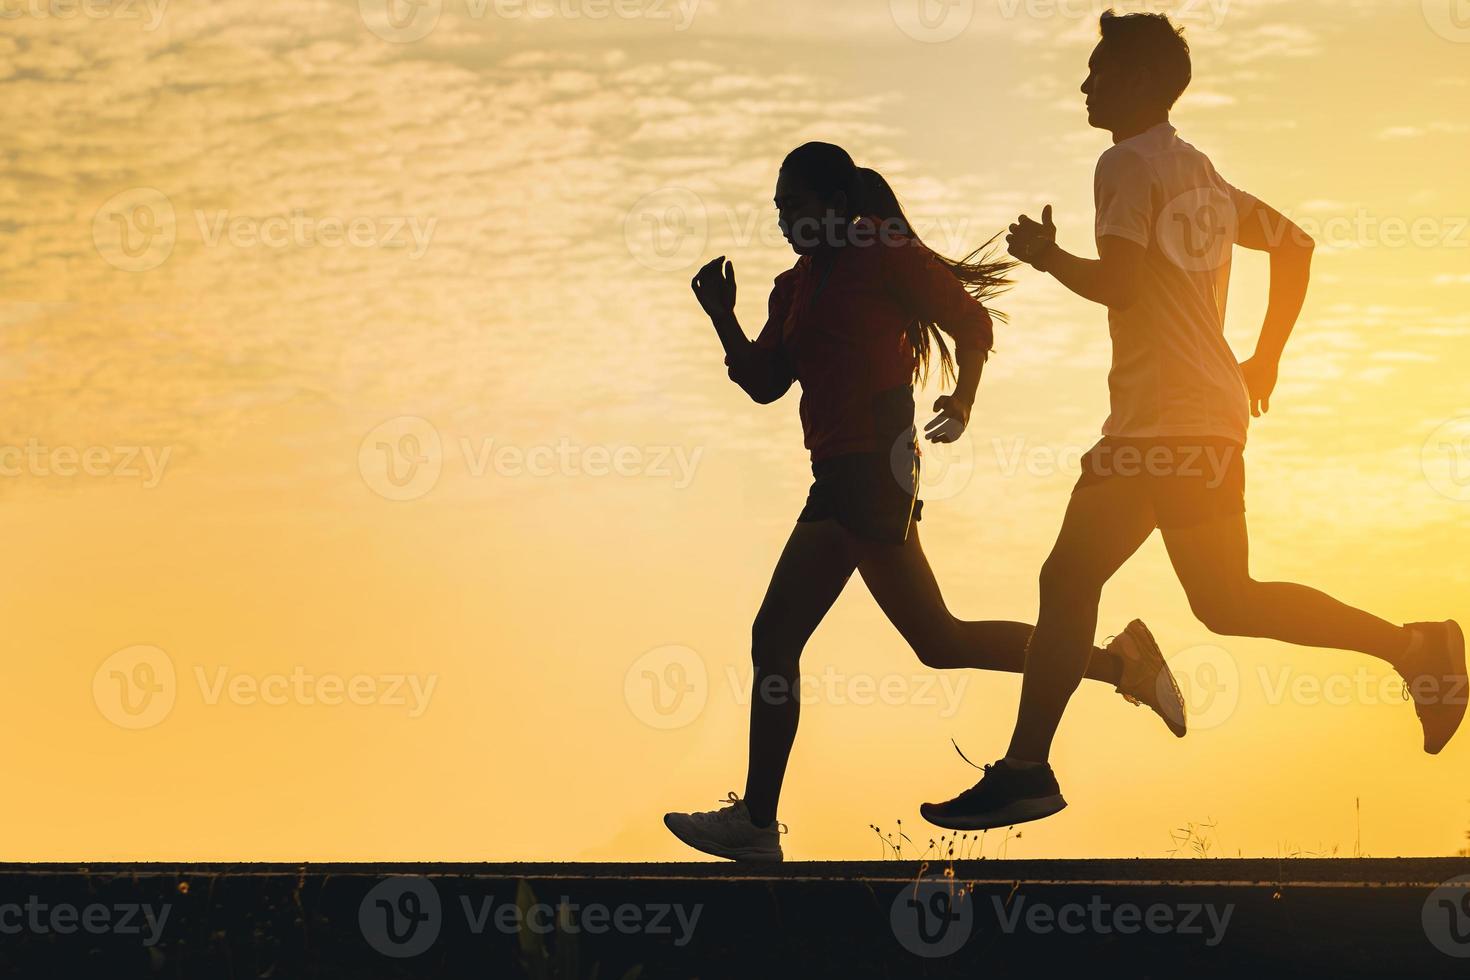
1160, 511, 1251, 606
1043, 475, 1159, 589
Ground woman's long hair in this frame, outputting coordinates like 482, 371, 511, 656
780, 142, 1014, 387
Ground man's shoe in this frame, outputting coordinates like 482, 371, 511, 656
1403, 620, 1468, 755
1109, 619, 1187, 738
920, 760, 1067, 831
663, 793, 785, 861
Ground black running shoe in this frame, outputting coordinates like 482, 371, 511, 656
920, 759, 1068, 831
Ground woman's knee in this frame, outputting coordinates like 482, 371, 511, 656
1038, 553, 1104, 605
751, 603, 803, 672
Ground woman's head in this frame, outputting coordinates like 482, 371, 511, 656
775, 142, 908, 255
774, 141, 1014, 385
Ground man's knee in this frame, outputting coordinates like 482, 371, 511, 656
1187, 582, 1257, 636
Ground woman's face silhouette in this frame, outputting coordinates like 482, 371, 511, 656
774, 169, 847, 256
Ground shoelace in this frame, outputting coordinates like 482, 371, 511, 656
710, 792, 788, 834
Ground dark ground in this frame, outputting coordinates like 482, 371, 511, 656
1, 859, 1467, 978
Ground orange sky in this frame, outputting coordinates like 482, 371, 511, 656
4, 0, 1469, 861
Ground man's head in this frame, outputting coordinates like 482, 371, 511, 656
1081, 10, 1191, 133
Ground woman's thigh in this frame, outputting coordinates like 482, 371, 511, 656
752, 519, 861, 655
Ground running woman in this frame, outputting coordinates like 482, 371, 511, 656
663, 142, 1185, 862
922, 12, 1467, 832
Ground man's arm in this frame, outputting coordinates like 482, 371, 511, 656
1007, 205, 1146, 311
1234, 198, 1315, 415
1036, 235, 1145, 311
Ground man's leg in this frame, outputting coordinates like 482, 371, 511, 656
1161, 512, 1467, 753
1004, 477, 1158, 763
1160, 512, 1407, 663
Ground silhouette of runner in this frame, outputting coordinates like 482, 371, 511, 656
664, 142, 1186, 862
922, 11, 1468, 832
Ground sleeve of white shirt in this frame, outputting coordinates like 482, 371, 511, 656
1220, 177, 1262, 245
1093, 146, 1155, 248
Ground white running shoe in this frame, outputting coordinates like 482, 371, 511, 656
1108, 620, 1187, 738
663, 793, 785, 862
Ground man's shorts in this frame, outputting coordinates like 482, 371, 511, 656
1072, 437, 1245, 530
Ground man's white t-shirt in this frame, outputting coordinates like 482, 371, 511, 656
1093, 122, 1257, 445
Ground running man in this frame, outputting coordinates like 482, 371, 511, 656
921, 11, 1467, 831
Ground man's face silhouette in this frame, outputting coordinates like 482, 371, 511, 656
1081, 40, 1150, 134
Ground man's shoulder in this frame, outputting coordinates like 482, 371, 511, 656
1094, 140, 1155, 186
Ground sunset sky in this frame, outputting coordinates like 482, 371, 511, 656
5, 0, 1469, 861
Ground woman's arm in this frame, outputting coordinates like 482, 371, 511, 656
888, 242, 994, 442
692, 257, 795, 404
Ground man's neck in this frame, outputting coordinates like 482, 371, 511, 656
1110, 111, 1171, 145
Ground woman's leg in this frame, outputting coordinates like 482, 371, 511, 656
743, 519, 859, 827
854, 526, 1122, 684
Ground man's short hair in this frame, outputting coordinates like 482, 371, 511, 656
1099, 9, 1192, 109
